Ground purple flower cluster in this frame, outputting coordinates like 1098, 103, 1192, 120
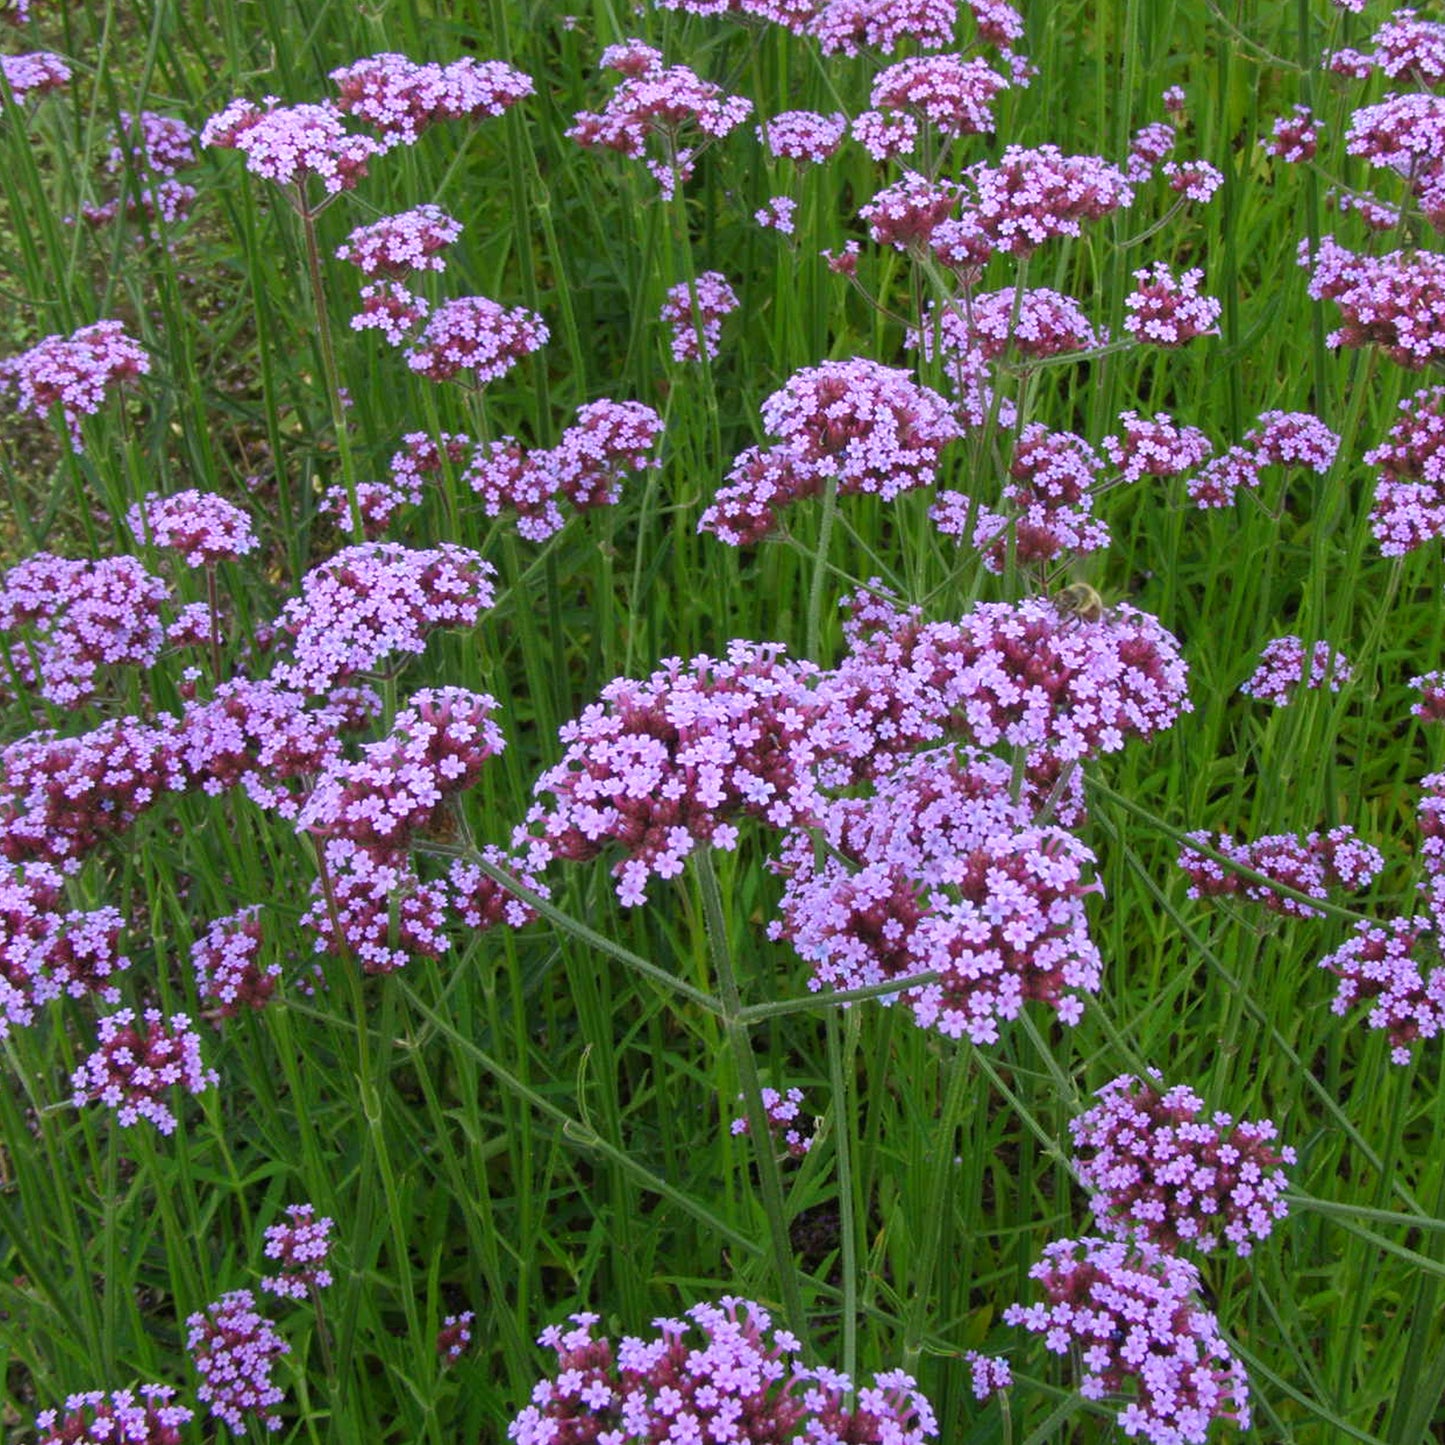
659, 270, 739, 362
336, 204, 462, 277
919, 287, 1103, 364
700, 358, 959, 544
186, 1288, 290, 1432
1127, 121, 1175, 183
129, 490, 258, 567
507, 1301, 937, 1445
350, 280, 430, 347
965, 1352, 1013, 1402
567, 45, 752, 197
1162, 158, 1224, 203
330, 52, 533, 146
852, 108, 922, 161
0, 552, 170, 706
449, 847, 548, 932
1372, 9, 1445, 88
35, 1387, 192, 1445
1412, 671, 1445, 722
438, 1311, 475, 1366
1345, 92, 1445, 226
1303, 236, 1445, 368
770, 747, 1103, 1042
939, 423, 1108, 574
1004, 1237, 1251, 1444
1265, 104, 1318, 163
1418, 771, 1445, 924
1319, 916, 1445, 1064
81, 111, 198, 235
1365, 385, 1445, 555
519, 642, 823, 906
1070, 1073, 1296, 1256
71, 1007, 218, 1134
260, 1203, 336, 1300
202, 99, 381, 201
1187, 410, 1338, 508
1241, 636, 1352, 706
1103, 410, 1212, 485
866, 53, 1009, 139
1, 51, 70, 101
1123, 262, 1221, 346
298, 686, 504, 849
730, 1085, 817, 1159
754, 195, 797, 233
322, 430, 468, 536
0, 320, 150, 450
810, 0, 958, 57
466, 399, 664, 540
192, 906, 277, 1017
1179, 826, 1383, 917
404, 295, 548, 385
272, 542, 496, 695
756, 108, 847, 163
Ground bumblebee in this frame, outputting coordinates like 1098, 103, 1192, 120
1054, 582, 1106, 625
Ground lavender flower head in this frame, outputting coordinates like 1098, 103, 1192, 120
336, 204, 462, 277
35, 1387, 192, 1445
730, 1085, 818, 1158
660, 270, 738, 362
1241, 636, 1352, 706
331, 52, 533, 147
1, 52, 70, 102
0, 320, 149, 450
261, 1203, 336, 1300
868, 53, 1009, 139
756, 109, 847, 163
508, 1299, 937, 1445
193, 906, 278, 1017
201, 98, 381, 202
1365, 385, 1445, 555
1004, 1236, 1250, 1443
128, 489, 258, 567
1319, 916, 1445, 1064
186, 1288, 289, 1432
1178, 826, 1383, 918
1123, 262, 1221, 346
404, 295, 548, 385
1071, 1072, 1296, 1256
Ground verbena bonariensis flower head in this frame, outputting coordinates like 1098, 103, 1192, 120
758, 357, 961, 499
1127, 121, 1175, 183
297, 686, 505, 848
128, 489, 258, 567
659, 270, 739, 362
404, 295, 548, 385
519, 642, 825, 906
1319, 916, 1445, 1064
1, 52, 70, 102
71, 1007, 218, 1133
756, 108, 847, 163
567, 50, 752, 196
80, 178, 199, 236
914, 288, 1103, 365
1265, 104, 1318, 163
0, 320, 149, 450
697, 444, 830, 546
467, 399, 663, 540
449, 845, 549, 932
1162, 158, 1224, 203
960, 144, 1134, 256
852, 108, 920, 161
1248, 409, 1340, 473
1345, 92, 1445, 196
1373, 9, 1445, 88
303, 838, 449, 974
330, 52, 533, 146
0, 552, 170, 706
336, 204, 462, 277
323, 430, 468, 535
273, 542, 496, 695
730, 1085, 817, 1158
350, 281, 429, 348
186, 1288, 289, 1433
1419, 771, 1445, 924
1070, 1072, 1296, 1257
35, 1386, 192, 1445
1413, 671, 1445, 723
176, 679, 346, 819
1241, 636, 1352, 705
1124, 262, 1222, 346
107, 111, 196, 178
1364, 385, 1445, 555
1003, 1236, 1251, 1442
965, 1352, 1013, 1402
438, 1311, 475, 1366
1179, 826, 1383, 918
754, 195, 797, 233
859, 171, 961, 250
201, 98, 381, 203
508, 1299, 938, 1445
809, 0, 957, 56
261, 1203, 335, 1300
1302, 236, 1445, 368
1103, 410, 1212, 484
868, 54, 1009, 139
769, 747, 1103, 1042
0, 716, 184, 868
192, 906, 277, 1017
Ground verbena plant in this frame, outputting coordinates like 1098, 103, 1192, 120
1, 0, 1444, 1442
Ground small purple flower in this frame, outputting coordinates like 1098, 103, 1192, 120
1, 51, 70, 102
1374, 9, 1445, 88
964, 1352, 1013, 1401
1004, 1236, 1251, 1443
1365, 385, 1445, 555
186, 1288, 289, 1433
1411, 670, 1445, 722
336, 204, 462, 277
1265, 104, 1318, 163
753, 195, 796, 233
261, 1203, 336, 1300
201, 98, 380, 201
106, 111, 196, 178
438, 1310, 475, 1366
1104, 410, 1212, 484
868, 53, 1009, 139
962, 144, 1133, 256
404, 295, 548, 385
660, 271, 739, 362
331, 52, 533, 147
810, 0, 957, 57
730, 1085, 817, 1159
72, 1007, 218, 1134
1162, 158, 1223, 202
756, 109, 847, 163
1179, 826, 1383, 917
1127, 120, 1175, 182
35, 1386, 192, 1445
129, 490, 258, 567
1071, 1072, 1296, 1256
0, 320, 150, 450
1303, 236, 1445, 368
1241, 636, 1352, 706
193, 907, 277, 1017
859, 171, 959, 249
350, 281, 429, 348
1319, 916, 1445, 1064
